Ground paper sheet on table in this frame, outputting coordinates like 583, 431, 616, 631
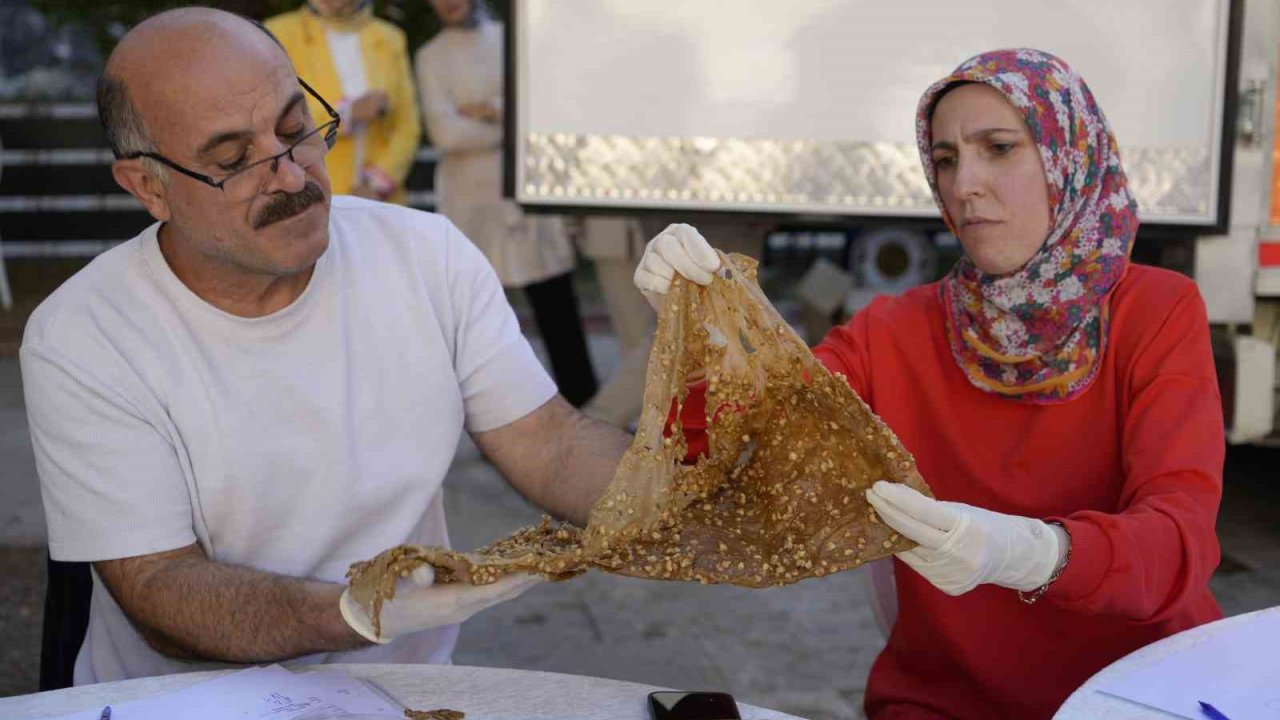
44, 665, 404, 720
1097, 610, 1280, 720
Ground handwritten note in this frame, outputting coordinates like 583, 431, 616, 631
45, 665, 404, 720
1097, 609, 1280, 720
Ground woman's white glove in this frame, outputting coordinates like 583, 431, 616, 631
633, 223, 722, 312
865, 481, 1067, 596
339, 565, 543, 644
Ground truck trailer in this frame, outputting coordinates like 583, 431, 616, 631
508, 0, 1280, 444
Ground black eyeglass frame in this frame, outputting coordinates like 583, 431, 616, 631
123, 77, 341, 192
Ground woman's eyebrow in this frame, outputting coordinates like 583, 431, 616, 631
965, 127, 1021, 141
931, 127, 1022, 152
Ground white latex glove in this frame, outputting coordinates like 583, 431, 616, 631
865, 481, 1067, 596
339, 565, 543, 644
633, 223, 722, 312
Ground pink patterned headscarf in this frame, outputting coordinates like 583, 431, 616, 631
916, 49, 1140, 404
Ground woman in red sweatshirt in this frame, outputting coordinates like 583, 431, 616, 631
633, 49, 1225, 719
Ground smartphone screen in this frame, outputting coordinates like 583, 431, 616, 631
648, 691, 742, 720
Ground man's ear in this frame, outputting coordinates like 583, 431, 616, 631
112, 159, 171, 223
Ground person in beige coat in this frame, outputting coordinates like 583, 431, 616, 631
416, 0, 596, 406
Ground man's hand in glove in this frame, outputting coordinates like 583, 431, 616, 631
865, 481, 1068, 596
339, 565, 543, 644
633, 223, 722, 312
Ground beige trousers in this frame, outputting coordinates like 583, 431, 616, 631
580, 217, 772, 428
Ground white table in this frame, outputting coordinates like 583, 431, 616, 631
0, 663, 807, 720
1054, 605, 1280, 719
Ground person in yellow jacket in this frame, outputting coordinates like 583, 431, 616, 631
267, 0, 420, 203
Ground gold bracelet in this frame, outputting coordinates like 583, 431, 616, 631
1018, 521, 1072, 605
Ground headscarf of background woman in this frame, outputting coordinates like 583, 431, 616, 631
916, 48, 1140, 404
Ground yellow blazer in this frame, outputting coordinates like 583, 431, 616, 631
266, 9, 420, 203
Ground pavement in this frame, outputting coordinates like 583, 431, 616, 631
1, 319, 1279, 720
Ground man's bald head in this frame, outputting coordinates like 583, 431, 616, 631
97, 7, 289, 162
100, 6, 332, 290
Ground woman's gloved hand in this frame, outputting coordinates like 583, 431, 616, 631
339, 565, 543, 644
865, 481, 1068, 596
633, 223, 722, 312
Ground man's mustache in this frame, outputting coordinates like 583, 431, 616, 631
252, 182, 326, 229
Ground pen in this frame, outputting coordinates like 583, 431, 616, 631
1199, 701, 1231, 720
98, 706, 111, 720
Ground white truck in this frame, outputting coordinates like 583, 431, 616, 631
508, 0, 1280, 444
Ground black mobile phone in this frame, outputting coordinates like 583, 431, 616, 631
647, 691, 742, 720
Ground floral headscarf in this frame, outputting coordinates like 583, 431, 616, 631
916, 49, 1140, 404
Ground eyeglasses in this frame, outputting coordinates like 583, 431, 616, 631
125, 77, 341, 202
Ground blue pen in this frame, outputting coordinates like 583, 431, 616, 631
98, 706, 111, 720
1199, 701, 1231, 720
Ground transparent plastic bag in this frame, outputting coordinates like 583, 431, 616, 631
346, 253, 932, 633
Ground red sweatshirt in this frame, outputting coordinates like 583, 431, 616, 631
679, 264, 1224, 718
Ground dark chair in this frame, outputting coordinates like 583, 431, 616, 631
38, 553, 93, 691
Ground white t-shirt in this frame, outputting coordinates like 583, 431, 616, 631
20, 196, 557, 685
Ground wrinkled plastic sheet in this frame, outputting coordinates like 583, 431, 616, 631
347, 253, 932, 634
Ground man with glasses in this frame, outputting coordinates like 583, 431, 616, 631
21, 7, 630, 685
